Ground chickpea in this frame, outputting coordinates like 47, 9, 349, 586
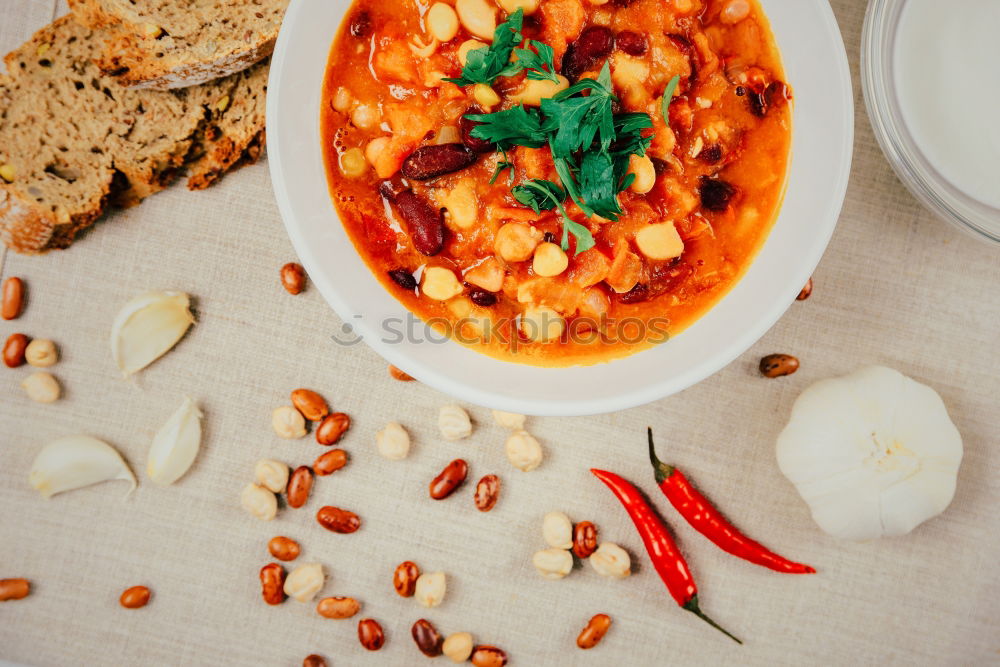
542, 511, 573, 549
589, 543, 631, 578
331, 87, 354, 113
472, 83, 501, 109
464, 257, 505, 292
498, 0, 540, 15
505, 430, 544, 471
422, 267, 465, 301
340, 147, 368, 178
719, 0, 750, 24
376, 422, 411, 460
635, 223, 684, 260
443, 181, 479, 229
365, 136, 391, 166
455, 0, 496, 41
627, 154, 656, 194
532, 242, 569, 277
520, 306, 565, 343
240, 483, 278, 521
491, 409, 526, 430
414, 571, 447, 608
284, 563, 325, 603
21, 372, 60, 403
272, 405, 307, 439
351, 104, 379, 130
443, 632, 475, 663
458, 39, 487, 66
495, 222, 542, 262
532, 548, 573, 579
254, 459, 290, 493
511, 75, 570, 106
24, 339, 57, 367
427, 3, 460, 42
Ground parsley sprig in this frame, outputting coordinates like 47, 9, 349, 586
444, 9, 525, 87
512, 40, 560, 83
511, 180, 596, 253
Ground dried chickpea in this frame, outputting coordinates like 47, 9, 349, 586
241, 483, 278, 521
505, 430, 543, 471
720, 0, 751, 24
438, 404, 473, 441
21, 372, 60, 403
542, 511, 573, 549
511, 75, 569, 106
472, 83, 501, 109
414, 571, 447, 608
443, 632, 475, 663
422, 267, 464, 301
24, 339, 57, 367
284, 563, 325, 602
272, 405, 307, 439
458, 39, 487, 66
351, 104, 379, 130
455, 0, 496, 41
495, 222, 543, 262
498, 0, 540, 14
332, 87, 354, 113
532, 243, 569, 277
376, 422, 411, 460
427, 2, 460, 41
627, 154, 656, 194
635, 223, 684, 260
340, 148, 368, 178
532, 548, 573, 579
254, 459, 289, 493
443, 181, 479, 229
464, 258, 505, 292
491, 410, 526, 430
589, 543, 631, 578
365, 136, 391, 166
520, 306, 565, 343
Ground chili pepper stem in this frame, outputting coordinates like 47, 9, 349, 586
647, 427, 675, 483
684, 596, 743, 645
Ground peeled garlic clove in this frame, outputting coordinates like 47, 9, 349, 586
147, 396, 203, 485
29, 435, 136, 499
111, 291, 194, 377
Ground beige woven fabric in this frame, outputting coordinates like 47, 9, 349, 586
1, 1, 998, 665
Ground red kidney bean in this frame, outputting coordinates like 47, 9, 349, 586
749, 80, 791, 117
615, 31, 647, 55
469, 289, 498, 307
412, 618, 443, 657
379, 177, 445, 256
286, 466, 314, 509
562, 26, 614, 81
401, 144, 478, 180
474, 474, 500, 512
572, 521, 598, 559
648, 262, 693, 298
314, 449, 348, 476
698, 176, 738, 212
460, 110, 494, 153
759, 354, 800, 378
260, 563, 286, 605
316, 506, 361, 533
349, 11, 372, 38
3, 333, 28, 368
429, 459, 468, 500
393, 561, 420, 597
577, 613, 612, 649
388, 268, 418, 290
303, 655, 327, 667
358, 618, 385, 651
470, 645, 508, 667
698, 144, 723, 165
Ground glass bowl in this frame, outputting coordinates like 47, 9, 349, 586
861, 0, 1000, 244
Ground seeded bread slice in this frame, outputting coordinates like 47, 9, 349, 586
0, 16, 268, 253
67, 0, 287, 90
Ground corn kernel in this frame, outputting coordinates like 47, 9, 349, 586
532, 242, 569, 277
214, 95, 231, 112
141, 23, 163, 38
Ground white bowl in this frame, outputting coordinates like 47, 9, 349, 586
267, 0, 854, 416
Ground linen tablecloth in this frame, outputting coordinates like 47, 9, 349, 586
1, 1, 998, 665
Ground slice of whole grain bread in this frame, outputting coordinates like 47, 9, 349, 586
68, 0, 287, 90
0, 16, 268, 253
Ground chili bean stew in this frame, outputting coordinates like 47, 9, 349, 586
321, 0, 791, 365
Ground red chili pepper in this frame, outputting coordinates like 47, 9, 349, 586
648, 428, 816, 575
591, 468, 742, 644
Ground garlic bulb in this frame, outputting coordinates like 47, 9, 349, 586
776, 366, 963, 541
29, 435, 137, 498
111, 291, 194, 377
147, 396, 203, 485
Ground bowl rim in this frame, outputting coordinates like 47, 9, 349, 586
266, 0, 855, 416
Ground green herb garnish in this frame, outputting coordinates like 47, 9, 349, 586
443, 9, 524, 87
660, 74, 681, 125
466, 106, 547, 150
511, 40, 559, 83
511, 179, 596, 253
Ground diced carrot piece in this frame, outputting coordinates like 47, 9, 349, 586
373, 138, 416, 179
490, 207, 541, 223
516, 146, 557, 181
606, 240, 643, 293
541, 0, 586, 61
567, 247, 612, 287
374, 41, 419, 84
516, 277, 584, 315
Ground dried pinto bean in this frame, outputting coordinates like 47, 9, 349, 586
460, 110, 494, 153
358, 618, 385, 651
577, 613, 612, 649
572, 521, 598, 559
698, 176, 738, 212
698, 144, 723, 164
316, 413, 351, 445
393, 561, 420, 597
412, 618, 444, 657
474, 474, 500, 512
429, 459, 469, 500
119, 585, 151, 609
349, 10, 372, 38
314, 448, 348, 476
401, 144, 478, 180
281, 263, 306, 295
317, 506, 361, 533
3, 333, 28, 368
470, 645, 508, 667
379, 177, 445, 256
260, 563, 286, 605
562, 26, 614, 81
303, 655, 327, 667
0, 578, 30, 601
388, 268, 418, 290
268, 536, 301, 561
2, 277, 24, 320
291, 389, 329, 421
286, 466, 314, 509
316, 596, 360, 619
797, 277, 813, 301
759, 354, 800, 378
615, 31, 647, 55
